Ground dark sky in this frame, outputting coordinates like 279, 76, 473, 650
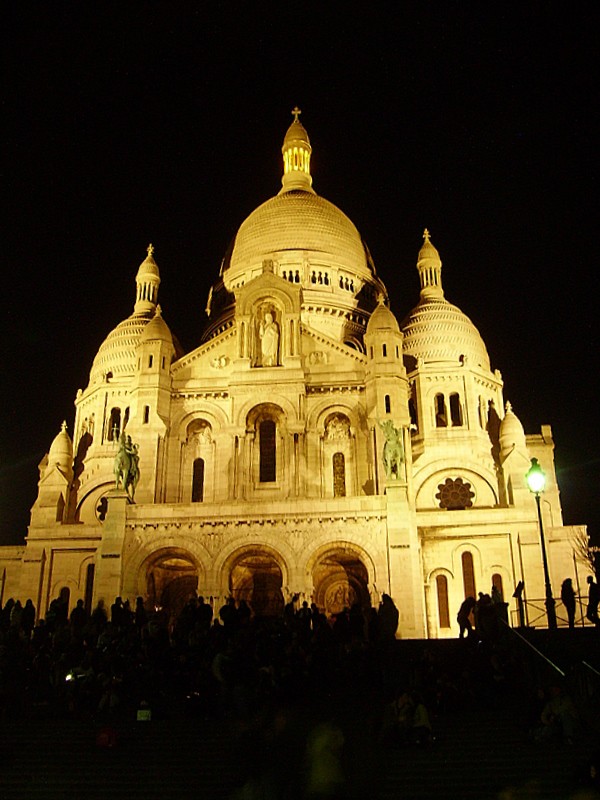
2, 3, 599, 545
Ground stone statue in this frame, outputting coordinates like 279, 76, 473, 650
259, 311, 280, 366
114, 433, 140, 499
379, 420, 405, 480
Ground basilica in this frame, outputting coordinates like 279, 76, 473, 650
0, 111, 587, 637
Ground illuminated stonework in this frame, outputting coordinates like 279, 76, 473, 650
0, 111, 588, 636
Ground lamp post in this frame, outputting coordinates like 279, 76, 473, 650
526, 457, 557, 630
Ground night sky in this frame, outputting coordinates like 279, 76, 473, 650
2, 3, 599, 546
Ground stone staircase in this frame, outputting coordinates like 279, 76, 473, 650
1, 631, 598, 799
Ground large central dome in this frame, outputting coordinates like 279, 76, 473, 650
228, 189, 372, 278
220, 109, 379, 291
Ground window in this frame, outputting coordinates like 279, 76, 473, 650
382, 344, 387, 357
85, 564, 95, 614
436, 477, 475, 509
492, 573, 504, 600
143, 405, 150, 424
436, 575, 451, 628
192, 458, 205, 502
332, 452, 346, 497
259, 420, 276, 482
108, 408, 121, 441
409, 397, 418, 429
384, 395, 391, 414
435, 394, 447, 427
462, 552, 476, 598
449, 393, 463, 426
148, 355, 153, 368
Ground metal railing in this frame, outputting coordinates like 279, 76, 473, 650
510, 596, 590, 629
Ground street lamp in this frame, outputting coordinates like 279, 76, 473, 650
526, 457, 557, 629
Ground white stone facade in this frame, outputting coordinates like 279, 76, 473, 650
0, 112, 588, 637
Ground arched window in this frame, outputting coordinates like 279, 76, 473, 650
449, 393, 463, 426
409, 397, 418, 429
259, 420, 276, 482
84, 564, 95, 614
332, 452, 346, 497
462, 552, 476, 599
192, 458, 205, 502
434, 394, 447, 427
384, 395, 391, 414
436, 575, 451, 628
108, 408, 121, 441
492, 573, 504, 600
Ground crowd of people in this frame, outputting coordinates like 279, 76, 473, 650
1, 584, 598, 796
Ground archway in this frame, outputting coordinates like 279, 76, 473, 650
228, 549, 284, 617
143, 549, 199, 621
312, 549, 371, 616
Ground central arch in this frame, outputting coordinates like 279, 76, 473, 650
226, 547, 285, 617
311, 548, 371, 615
140, 548, 200, 621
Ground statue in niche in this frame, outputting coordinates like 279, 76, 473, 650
379, 420, 405, 480
258, 310, 280, 366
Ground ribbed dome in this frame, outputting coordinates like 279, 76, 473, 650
227, 190, 372, 279
401, 297, 490, 368
366, 300, 400, 334
89, 312, 153, 384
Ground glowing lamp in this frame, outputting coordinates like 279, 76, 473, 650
526, 458, 546, 494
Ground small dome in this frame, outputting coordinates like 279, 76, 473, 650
139, 306, 174, 345
136, 246, 160, 279
401, 296, 490, 368
499, 402, 527, 454
366, 300, 400, 334
89, 312, 153, 384
48, 421, 73, 470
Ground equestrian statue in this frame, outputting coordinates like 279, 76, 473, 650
114, 433, 140, 499
379, 420, 405, 480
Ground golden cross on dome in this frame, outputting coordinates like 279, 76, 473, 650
147, 243, 154, 256
291, 106, 302, 122
423, 229, 430, 242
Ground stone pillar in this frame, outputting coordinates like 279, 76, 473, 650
385, 481, 427, 638
94, 490, 130, 607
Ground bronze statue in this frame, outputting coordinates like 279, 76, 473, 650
114, 433, 140, 499
379, 420, 405, 480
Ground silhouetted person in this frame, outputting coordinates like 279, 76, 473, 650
586, 575, 599, 625
378, 594, 399, 640
70, 598, 88, 635
21, 599, 36, 638
560, 578, 576, 628
457, 596, 476, 638
134, 596, 147, 634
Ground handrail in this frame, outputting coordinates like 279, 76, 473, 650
582, 660, 600, 678
500, 619, 565, 677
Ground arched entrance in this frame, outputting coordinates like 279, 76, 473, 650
143, 549, 199, 621
228, 549, 284, 617
312, 549, 371, 616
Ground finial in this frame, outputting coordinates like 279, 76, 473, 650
61, 420, 67, 433
147, 243, 155, 257
423, 228, 430, 242
376, 292, 386, 306
155, 304, 162, 317
291, 106, 302, 122
505, 401, 513, 414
